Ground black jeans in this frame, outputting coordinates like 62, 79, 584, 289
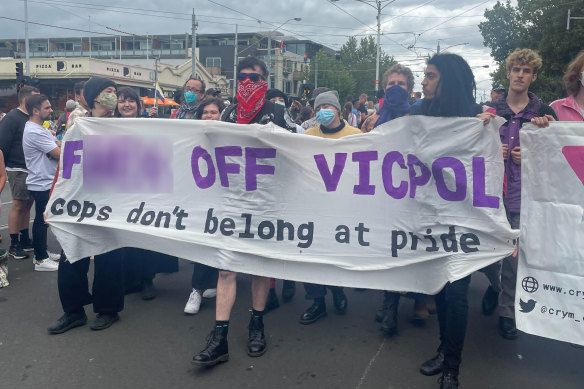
303, 283, 344, 299
435, 275, 471, 376
58, 249, 125, 314
29, 190, 50, 260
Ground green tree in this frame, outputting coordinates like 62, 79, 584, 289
304, 50, 356, 102
340, 36, 395, 97
479, 0, 584, 103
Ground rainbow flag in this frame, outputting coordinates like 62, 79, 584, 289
280, 41, 286, 55
155, 82, 165, 104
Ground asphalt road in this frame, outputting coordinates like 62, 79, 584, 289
0, 191, 582, 389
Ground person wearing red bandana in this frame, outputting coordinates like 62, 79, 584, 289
192, 57, 294, 368
220, 57, 296, 131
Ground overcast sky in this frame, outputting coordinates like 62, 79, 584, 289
2, 0, 503, 100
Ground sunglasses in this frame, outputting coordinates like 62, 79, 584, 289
237, 72, 264, 82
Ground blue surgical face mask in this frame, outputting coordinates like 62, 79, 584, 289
184, 91, 198, 104
315, 108, 335, 125
275, 100, 285, 106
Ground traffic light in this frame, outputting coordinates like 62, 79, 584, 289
16, 62, 23, 79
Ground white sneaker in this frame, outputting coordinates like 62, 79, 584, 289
34, 258, 59, 272
184, 289, 202, 314
47, 252, 62, 262
202, 288, 217, 299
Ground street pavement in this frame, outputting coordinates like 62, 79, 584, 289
0, 192, 582, 389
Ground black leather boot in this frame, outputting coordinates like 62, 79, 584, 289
248, 314, 267, 357
381, 292, 400, 336
192, 326, 229, 366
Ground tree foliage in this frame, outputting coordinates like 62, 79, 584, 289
303, 36, 395, 100
479, 0, 584, 103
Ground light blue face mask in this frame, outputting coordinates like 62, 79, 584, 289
184, 91, 198, 104
275, 100, 285, 106
315, 108, 335, 125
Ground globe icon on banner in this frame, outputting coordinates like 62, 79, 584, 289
522, 277, 539, 293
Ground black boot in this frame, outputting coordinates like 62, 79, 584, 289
248, 313, 267, 357
439, 372, 459, 389
265, 288, 280, 312
420, 351, 444, 376
375, 291, 391, 322
192, 326, 229, 366
299, 299, 327, 325
381, 292, 400, 336
282, 280, 296, 302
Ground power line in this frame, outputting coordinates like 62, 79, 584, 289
0, 15, 112, 36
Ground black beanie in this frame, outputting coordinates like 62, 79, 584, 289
265, 88, 289, 107
83, 77, 117, 109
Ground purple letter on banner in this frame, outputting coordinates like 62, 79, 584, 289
432, 157, 467, 201
191, 146, 216, 189
407, 154, 431, 198
472, 157, 499, 208
314, 153, 347, 192
381, 151, 408, 199
245, 147, 276, 191
352, 151, 378, 195
62, 140, 83, 179
215, 146, 242, 187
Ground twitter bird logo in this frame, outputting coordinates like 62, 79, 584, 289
519, 299, 536, 313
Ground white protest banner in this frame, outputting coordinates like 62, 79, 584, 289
516, 122, 584, 346
47, 116, 516, 294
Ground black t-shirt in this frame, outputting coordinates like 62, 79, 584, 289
0, 108, 29, 169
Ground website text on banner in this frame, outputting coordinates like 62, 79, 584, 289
516, 122, 584, 346
47, 116, 517, 294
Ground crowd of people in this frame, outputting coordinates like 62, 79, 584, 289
0, 47, 583, 389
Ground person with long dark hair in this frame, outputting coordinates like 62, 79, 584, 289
411, 54, 488, 389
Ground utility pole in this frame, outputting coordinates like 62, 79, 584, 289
233, 24, 238, 98
24, 0, 30, 76
89, 16, 92, 58
314, 54, 318, 89
192, 9, 197, 78
437, 40, 440, 54
267, 33, 272, 88
375, 0, 381, 92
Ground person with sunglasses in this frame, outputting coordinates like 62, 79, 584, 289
170, 78, 206, 119
192, 56, 295, 368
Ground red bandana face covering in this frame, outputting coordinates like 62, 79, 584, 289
237, 78, 268, 124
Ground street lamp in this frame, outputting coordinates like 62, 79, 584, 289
267, 18, 301, 89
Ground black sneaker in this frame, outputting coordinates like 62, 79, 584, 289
9, 245, 29, 260
90, 313, 119, 331
20, 240, 34, 252
48, 311, 88, 334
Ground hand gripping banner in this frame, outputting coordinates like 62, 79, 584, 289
47, 116, 516, 294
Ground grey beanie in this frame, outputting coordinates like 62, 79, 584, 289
314, 90, 341, 112
83, 77, 117, 109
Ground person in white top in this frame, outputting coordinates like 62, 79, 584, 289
22, 94, 60, 271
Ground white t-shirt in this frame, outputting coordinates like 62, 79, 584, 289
23, 121, 59, 191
